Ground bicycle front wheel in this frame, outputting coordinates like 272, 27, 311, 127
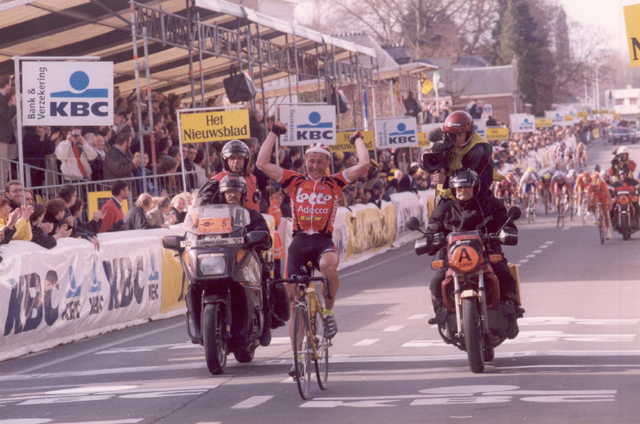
599, 214, 605, 245
312, 307, 329, 389
293, 306, 311, 399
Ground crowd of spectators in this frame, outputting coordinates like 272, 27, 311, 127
0, 70, 616, 258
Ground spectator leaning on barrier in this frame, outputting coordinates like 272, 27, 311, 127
0, 196, 32, 241
146, 195, 171, 227
99, 180, 129, 233
0, 198, 24, 245
125, 193, 169, 230
167, 194, 187, 224
4, 180, 23, 210
103, 126, 141, 180
29, 203, 72, 249
23, 125, 58, 187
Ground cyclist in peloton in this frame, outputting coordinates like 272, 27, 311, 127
587, 172, 613, 239
575, 171, 592, 217
551, 170, 573, 214
518, 167, 539, 215
256, 121, 370, 376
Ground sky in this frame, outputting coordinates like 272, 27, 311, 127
556, 0, 633, 55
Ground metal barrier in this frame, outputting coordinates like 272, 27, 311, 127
2, 158, 202, 211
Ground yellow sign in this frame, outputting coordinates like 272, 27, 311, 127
625, 4, 640, 67
417, 132, 431, 147
330, 131, 375, 152
87, 191, 128, 220
535, 118, 553, 128
486, 127, 509, 141
615, 113, 621, 120
180, 109, 249, 143
564, 115, 574, 121
593, 128, 600, 139
577, 112, 588, 118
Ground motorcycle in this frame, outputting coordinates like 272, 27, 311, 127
162, 204, 274, 375
406, 207, 522, 374
611, 190, 640, 240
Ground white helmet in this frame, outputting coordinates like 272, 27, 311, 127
567, 169, 577, 178
617, 146, 629, 155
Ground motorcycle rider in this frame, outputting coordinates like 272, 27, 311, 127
424, 168, 523, 337
608, 146, 637, 181
205, 139, 261, 212
611, 167, 640, 225
429, 111, 495, 199
188, 174, 281, 346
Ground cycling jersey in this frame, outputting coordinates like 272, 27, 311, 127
279, 168, 349, 237
576, 175, 591, 193
588, 181, 610, 204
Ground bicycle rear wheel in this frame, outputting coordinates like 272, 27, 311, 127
312, 306, 329, 390
293, 306, 311, 399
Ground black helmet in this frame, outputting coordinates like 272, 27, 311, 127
221, 139, 251, 173
450, 168, 479, 195
219, 174, 247, 204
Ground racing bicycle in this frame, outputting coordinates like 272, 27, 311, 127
580, 195, 589, 226
527, 194, 536, 224
271, 273, 331, 399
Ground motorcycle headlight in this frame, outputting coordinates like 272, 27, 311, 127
198, 253, 226, 276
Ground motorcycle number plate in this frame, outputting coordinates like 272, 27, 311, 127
196, 217, 232, 234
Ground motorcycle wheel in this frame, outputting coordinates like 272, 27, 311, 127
622, 214, 630, 241
233, 345, 256, 363
462, 297, 485, 373
203, 303, 228, 375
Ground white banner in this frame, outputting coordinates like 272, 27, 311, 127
544, 110, 571, 127
473, 119, 487, 139
278, 105, 336, 146
0, 233, 163, 356
22, 61, 114, 126
375, 117, 418, 149
509, 113, 536, 133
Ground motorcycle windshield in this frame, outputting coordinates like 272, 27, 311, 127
184, 204, 251, 236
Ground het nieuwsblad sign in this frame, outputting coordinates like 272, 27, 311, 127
180, 109, 250, 143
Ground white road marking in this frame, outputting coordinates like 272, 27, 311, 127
383, 326, 405, 332
532, 250, 542, 253
518, 259, 529, 263
545, 241, 554, 244
539, 245, 549, 248
408, 314, 428, 320
354, 339, 379, 346
231, 395, 273, 409
526, 254, 536, 258
402, 340, 448, 347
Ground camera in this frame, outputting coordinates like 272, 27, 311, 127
420, 135, 456, 173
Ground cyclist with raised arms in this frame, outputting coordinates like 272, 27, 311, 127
256, 121, 370, 375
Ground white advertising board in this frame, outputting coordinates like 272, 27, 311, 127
21, 61, 114, 126
509, 113, 536, 133
375, 117, 418, 149
278, 105, 336, 146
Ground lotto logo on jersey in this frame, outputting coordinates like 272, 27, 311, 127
295, 188, 333, 205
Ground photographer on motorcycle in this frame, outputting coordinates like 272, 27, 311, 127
428, 111, 495, 200
424, 168, 523, 334
608, 146, 637, 181
611, 168, 640, 220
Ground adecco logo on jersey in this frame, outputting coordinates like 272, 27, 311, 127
278, 104, 336, 146
22, 61, 114, 126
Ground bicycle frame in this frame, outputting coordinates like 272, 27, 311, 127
294, 281, 323, 361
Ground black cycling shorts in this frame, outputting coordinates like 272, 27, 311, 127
286, 233, 337, 278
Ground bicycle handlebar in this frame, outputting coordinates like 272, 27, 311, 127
270, 274, 331, 300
